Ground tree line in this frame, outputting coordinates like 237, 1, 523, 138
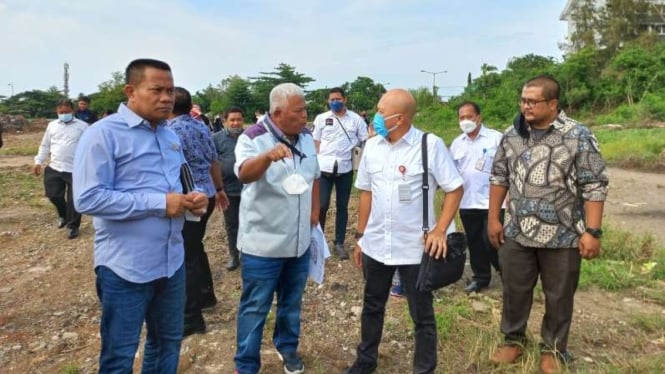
1, 0, 663, 128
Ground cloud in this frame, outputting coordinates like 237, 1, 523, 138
0, 0, 567, 98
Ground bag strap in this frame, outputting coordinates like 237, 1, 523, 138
422, 132, 429, 239
333, 116, 354, 145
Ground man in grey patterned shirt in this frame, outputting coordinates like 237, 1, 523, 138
488, 75, 609, 374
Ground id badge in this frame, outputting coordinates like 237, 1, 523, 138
398, 183, 411, 203
475, 155, 485, 171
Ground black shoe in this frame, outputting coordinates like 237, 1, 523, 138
225, 256, 240, 271
335, 244, 349, 260
464, 280, 488, 294
183, 321, 206, 337
57, 217, 66, 229
343, 362, 377, 374
200, 293, 217, 310
67, 227, 79, 239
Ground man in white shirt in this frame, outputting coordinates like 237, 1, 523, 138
450, 101, 504, 293
34, 98, 88, 239
345, 89, 463, 374
313, 87, 368, 259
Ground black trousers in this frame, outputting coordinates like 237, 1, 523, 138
43, 166, 81, 229
183, 196, 216, 324
459, 209, 502, 285
223, 195, 241, 260
356, 254, 437, 374
499, 238, 581, 352
319, 170, 353, 245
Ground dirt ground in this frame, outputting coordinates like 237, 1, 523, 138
0, 131, 664, 373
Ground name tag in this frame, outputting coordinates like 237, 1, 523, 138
398, 183, 411, 203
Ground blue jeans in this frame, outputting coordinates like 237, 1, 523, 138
319, 170, 353, 245
234, 250, 311, 374
95, 265, 185, 374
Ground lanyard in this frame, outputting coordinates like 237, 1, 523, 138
264, 120, 307, 160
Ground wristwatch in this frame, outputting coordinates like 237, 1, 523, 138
585, 227, 603, 239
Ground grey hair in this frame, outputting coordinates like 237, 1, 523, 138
269, 83, 305, 114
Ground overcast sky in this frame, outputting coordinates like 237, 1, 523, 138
0, 0, 568, 99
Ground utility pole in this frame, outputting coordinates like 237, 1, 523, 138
7, 83, 14, 97
420, 69, 447, 105
64, 62, 70, 98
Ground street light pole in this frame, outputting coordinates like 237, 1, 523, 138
8, 83, 14, 97
420, 69, 447, 104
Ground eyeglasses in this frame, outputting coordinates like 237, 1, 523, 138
519, 97, 549, 107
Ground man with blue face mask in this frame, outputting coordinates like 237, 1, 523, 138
33, 98, 88, 239
346, 89, 464, 374
313, 87, 368, 259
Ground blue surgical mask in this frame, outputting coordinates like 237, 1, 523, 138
58, 113, 73, 123
329, 100, 345, 113
372, 113, 401, 138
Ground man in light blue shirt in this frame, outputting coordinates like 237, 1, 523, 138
73, 58, 208, 373
233, 83, 320, 374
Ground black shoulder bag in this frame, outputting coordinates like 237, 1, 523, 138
415, 132, 467, 292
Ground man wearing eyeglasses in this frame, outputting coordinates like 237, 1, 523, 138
488, 75, 608, 374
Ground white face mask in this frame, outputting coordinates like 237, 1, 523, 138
282, 173, 309, 195
58, 113, 74, 123
459, 119, 478, 134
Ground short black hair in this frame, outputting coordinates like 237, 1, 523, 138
55, 98, 73, 109
78, 95, 91, 103
172, 87, 192, 116
457, 101, 481, 115
224, 107, 244, 120
525, 75, 560, 101
329, 87, 346, 98
125, 58, 171, 85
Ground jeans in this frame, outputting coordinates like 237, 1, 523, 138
319, 170, 353, 245
43, 166, 81, 229
182, 196, 216, 325
355, 254, 437, 374
234, 249, 311, 374
223, 195, 241, 260
95, 265, 185, 374
459, 209, 502, 285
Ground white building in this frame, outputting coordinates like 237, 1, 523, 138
560, 0, 665, 39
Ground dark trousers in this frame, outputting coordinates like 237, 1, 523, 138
319, 170, 353, 245
459, 209, 502, 285
183, 196, 216, 325
499, 238, 581, 352
223, 195, 241, 260
44, 166, 81, 229
356, 254, 437, 374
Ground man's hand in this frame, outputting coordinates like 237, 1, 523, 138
425, 230, 447, 259
579, 232, 601, 259
186, 192, 209, 217
215, 190, 230, 211
165, 193, 193, 217
32, 164, 42, 176
488, 218, 504, 250
310, 210, 319, 226
352, 244, 363, 269
265, 143, 292, 162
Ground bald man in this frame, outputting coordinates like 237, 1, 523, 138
345, 89, 464, 374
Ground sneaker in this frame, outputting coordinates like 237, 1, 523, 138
335, 244, 349, 260
390, 283, 404, 298
67, 227, 79, 239
277, 351, 304, 374
57, 217, 66, 229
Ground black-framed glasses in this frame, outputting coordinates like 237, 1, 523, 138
519, 97, 549, 107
